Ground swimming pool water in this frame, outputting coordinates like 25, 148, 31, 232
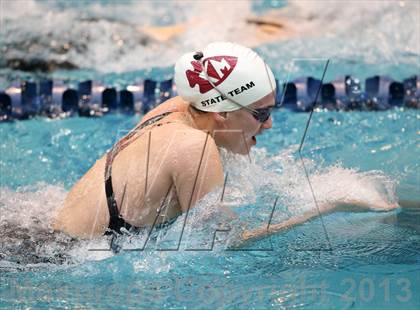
1, 108, 418, 197
1, 0, 419, 309
1, 107, 419, 309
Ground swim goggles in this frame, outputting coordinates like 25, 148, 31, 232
248, 106, 272, 123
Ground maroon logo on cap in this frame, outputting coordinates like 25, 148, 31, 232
185, 56, 237, 94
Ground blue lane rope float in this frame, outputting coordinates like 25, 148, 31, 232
0, 75, 418, 121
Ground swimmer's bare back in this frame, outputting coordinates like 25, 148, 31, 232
53, 97, 223, 238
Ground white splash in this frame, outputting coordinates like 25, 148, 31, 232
0, 147, 399, 270
2, 0, 418, 73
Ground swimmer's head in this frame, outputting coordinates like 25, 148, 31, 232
174, 42, 276, 112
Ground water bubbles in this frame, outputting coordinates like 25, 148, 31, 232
39, 156, 49, 163
380, 144, 392, 151
0, 183, 79, 269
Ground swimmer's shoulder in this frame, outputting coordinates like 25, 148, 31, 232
165, 126, 220, 162
140, 96, 189, 125
167, 127, 223, 205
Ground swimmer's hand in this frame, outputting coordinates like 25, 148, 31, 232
236, 198, 399, 246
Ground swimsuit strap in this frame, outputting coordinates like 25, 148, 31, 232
105, 112, 173, 181
104, 112, 174, 235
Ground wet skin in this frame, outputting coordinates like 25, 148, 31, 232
53, 94, 275, 238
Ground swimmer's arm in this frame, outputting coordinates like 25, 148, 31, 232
172, 132, 224, 212
238, 199, 399, 246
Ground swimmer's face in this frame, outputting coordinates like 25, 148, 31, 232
217, 91, 275, 154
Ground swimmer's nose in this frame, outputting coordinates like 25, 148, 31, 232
262, 116, 272, 129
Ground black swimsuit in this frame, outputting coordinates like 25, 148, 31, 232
104, 112, 172, 235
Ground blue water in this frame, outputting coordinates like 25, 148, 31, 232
1, 109, 419, 198
1, 107, 419, 309
1, 0, 420, 309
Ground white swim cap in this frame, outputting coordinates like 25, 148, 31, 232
174, 42, 276, 112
